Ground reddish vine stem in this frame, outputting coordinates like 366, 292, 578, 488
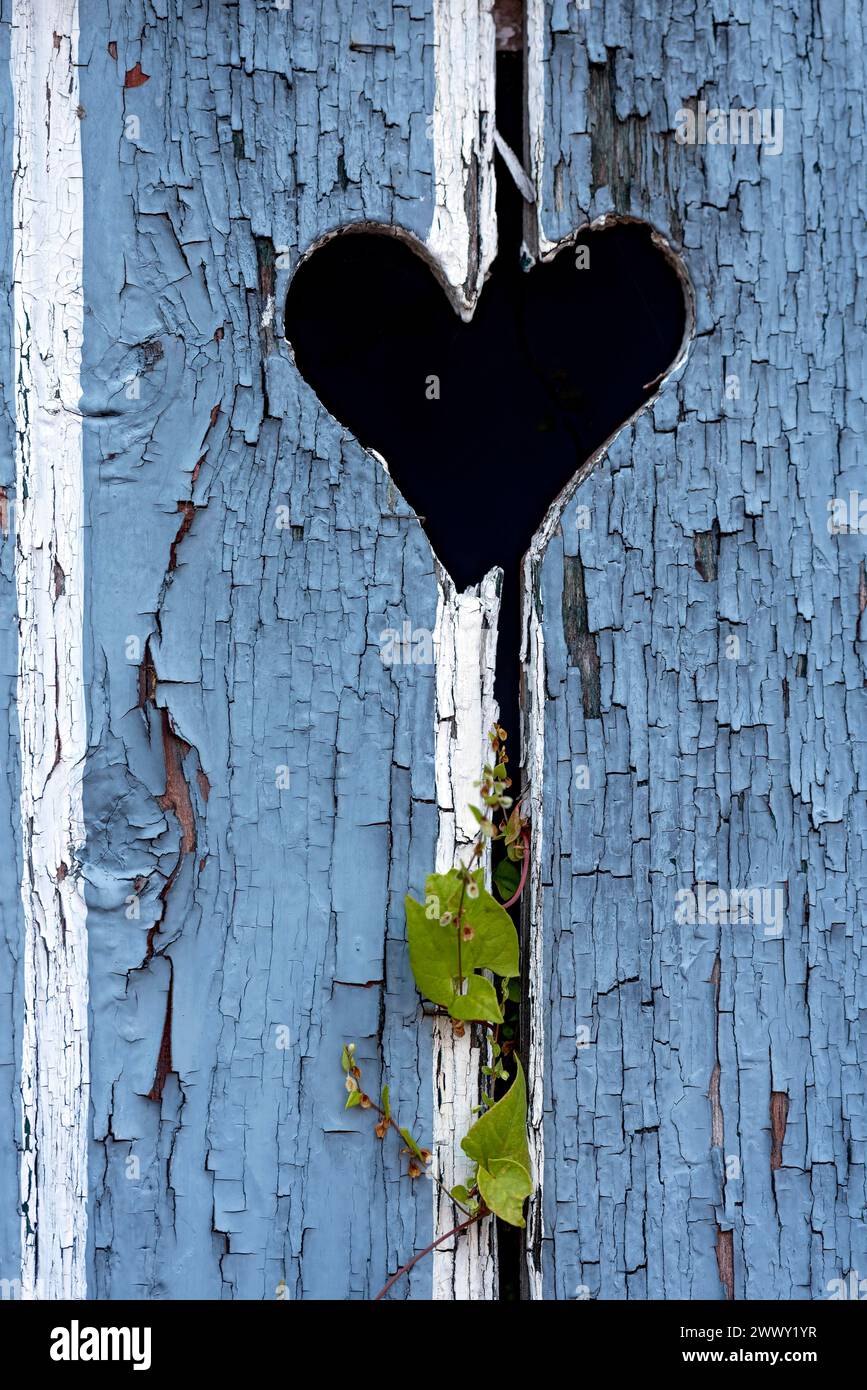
455, 874, 467, 989
373, 1212, 482, 1301
501, 828, 531, 909
362, 1093, 474, 1216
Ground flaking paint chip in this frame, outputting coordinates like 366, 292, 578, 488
124, 62, 149, 87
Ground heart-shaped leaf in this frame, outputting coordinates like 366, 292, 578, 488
476, 1157, 532, 1228
462, 1059, 532, 1227
493, 857, 520, 902
449, 974, 503, 1024
426, 869, 519, 977
406, 868, 518, 1020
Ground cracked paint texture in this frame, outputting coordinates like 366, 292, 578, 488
78, 0, 445, 1300
2, 0, 864, 1304
525, 0, 867, 1300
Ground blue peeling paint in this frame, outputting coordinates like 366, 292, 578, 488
2, 0, 864, 1304
530, 0, 867, 1302
78, 0, 439, 1300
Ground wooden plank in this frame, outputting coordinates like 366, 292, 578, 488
524, 0, 867, 1300
66, 0, 496, 1300
3, 0, 862, 1306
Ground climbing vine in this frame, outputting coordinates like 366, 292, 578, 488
341, 725, 533, 1298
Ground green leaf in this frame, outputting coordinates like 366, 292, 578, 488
461, 1060, 532, 1226
399, 1128, 423, 1160
477, 1159, 532, 1227
405, 894, 461, 1009
406, 870, 518, 1016
345, 1089, 361, 1110
463, 1059, 529, 1170
381, 1085, 390, 1120
462, 1059, 529, 1170
459, 883, 519, 977
450, 1185, 470, 1205
449, 973, 503, 1023
424, 868, 466, 916
493, 858, 520, 902
504, 805, 524, 847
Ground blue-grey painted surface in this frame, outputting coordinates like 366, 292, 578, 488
529, 0, 867, 1300
78, 0, 439, 1299
0, 2, 22, 1304
0, 0, 863, 1303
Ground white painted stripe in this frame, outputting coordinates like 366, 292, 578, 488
432, 567, 500, 1300
524, 0, 554, 261
427, 0, 497, 317
424, 0, 500, 1301
13, 0, 89, 1300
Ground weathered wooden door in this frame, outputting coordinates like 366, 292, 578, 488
1, 0, 864, 1305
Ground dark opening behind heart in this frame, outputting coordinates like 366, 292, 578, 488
285, 56, 687, 745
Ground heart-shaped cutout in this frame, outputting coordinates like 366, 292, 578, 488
285, 220, 688, 730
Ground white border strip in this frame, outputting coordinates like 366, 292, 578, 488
425, 0, 500, 1300
13, 0, 89, 1300
524, 0, 555, 260
431, 568, 500, 1300
427, 0, 497, 316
